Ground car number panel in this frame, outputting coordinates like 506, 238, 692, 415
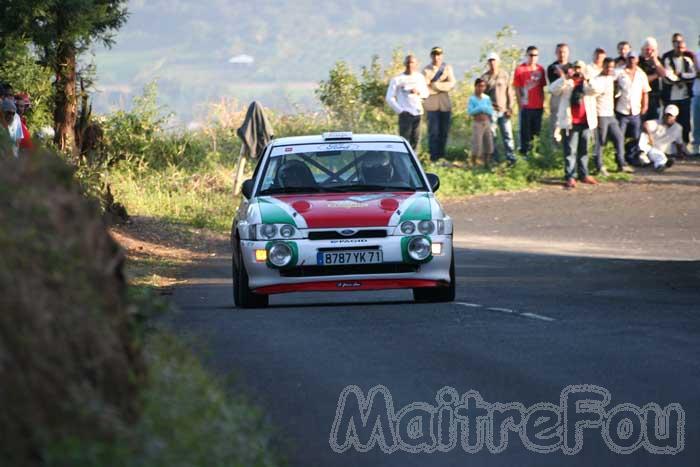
316, 249, 383, 266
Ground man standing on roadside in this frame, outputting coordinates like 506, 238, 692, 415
615, 41, 631, 68
590, 58, 630, 174
481, 52, 516, 165
513, 45, 546, 155
616, 52, 651, 164
547, 43, 572, 141
549, 61, 599, 188
386, 54, 430, 151
639, 37, 666, 122
693, 35, 700, 154
587, 48, 607, 79
422, 46, 456, 162
661, 33, 696, 144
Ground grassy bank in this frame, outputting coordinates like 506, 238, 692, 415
0, 148, 282, 466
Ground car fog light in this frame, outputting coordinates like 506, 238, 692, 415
431, 242, 443, 256
400, 221, 416, 235
418, 220, 435, 234
408, 236, 431, 261
254, 249, 268, 262
268, 243, 293, 267
261, 224, 278, 239
280, 224, 295, 238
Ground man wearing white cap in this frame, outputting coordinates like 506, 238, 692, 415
481, 52, 516, 164
638, 104, 686, 171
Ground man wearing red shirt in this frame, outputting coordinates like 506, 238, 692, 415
513, 45, 547, 155
14, 93, 32, 153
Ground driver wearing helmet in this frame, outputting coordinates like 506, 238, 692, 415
360, 152, 394, 184
277, 159, 317, 188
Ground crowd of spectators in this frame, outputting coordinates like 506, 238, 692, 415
385, 33, 699, 188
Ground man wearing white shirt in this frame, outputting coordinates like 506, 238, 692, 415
590, 58, 630, 174
639, 105, 687, 171
386, 54, 430, 151
2, 98, 23, 158
616, 52, 651, 163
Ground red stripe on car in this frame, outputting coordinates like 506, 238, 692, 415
254, 279, 445, 295
272, 192, 414, 228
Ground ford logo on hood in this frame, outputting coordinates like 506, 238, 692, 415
339, 229, 357, 236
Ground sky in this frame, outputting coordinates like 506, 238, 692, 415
92, 0, 700, 123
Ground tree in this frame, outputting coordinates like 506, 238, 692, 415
316, 61, 361, 129
0, 0, 128, 157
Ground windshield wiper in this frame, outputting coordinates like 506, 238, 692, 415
259, 186, 323, 195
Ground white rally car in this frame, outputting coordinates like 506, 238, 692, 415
231, 132, 455, 308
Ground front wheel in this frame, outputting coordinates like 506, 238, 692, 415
413, 252, 455, 303
233, 247, 269, 308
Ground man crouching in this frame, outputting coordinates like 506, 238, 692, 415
638, 104, 687, 172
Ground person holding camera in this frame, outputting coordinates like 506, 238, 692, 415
549, 61, 599, 188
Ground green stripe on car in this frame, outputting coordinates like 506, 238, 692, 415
259, 199, 297, 226
399, 194, 432, 222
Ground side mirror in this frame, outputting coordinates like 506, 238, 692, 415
241, 179, 254, 199
426, 173, 440, 192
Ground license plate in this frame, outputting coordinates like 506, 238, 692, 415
316, 250, 383, 265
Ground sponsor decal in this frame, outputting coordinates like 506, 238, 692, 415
327, 200, 369, 209
285, 147, 294, 152
336, 281, 362, 288
329, 239, 368, 244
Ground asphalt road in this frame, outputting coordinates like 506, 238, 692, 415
167, 161, 700, 466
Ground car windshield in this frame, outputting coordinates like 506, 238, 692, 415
258, 142, 427, 195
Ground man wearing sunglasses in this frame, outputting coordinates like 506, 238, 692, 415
660, 33, 696, 144
513, 45, 547, 155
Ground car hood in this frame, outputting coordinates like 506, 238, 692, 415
268, 192, 420, 228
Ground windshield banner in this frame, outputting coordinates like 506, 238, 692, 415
271, 142, 408, 157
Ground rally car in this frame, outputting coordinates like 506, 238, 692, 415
231, 132, 455, 308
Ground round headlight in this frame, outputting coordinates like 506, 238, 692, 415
261, 224, 278, 239
400, 221, 416, 235
418, 220, 435, 235
407, 236, 431, 261
268, 242, 293, 267
279, 224, 295, 238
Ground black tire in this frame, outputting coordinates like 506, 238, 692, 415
413, 251, 456, 303
233, 246, 269, 308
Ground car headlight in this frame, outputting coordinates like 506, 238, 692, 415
279, 224, 296, 238
400, 221, 416, 235
260, 224, 278, 239
407, 236, 431, 261
268, 242, 293, 267
418, 220, 435, 235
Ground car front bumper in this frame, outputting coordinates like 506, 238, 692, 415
240, 235, 453, 294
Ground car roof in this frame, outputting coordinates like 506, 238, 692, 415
270, 134, 405, 147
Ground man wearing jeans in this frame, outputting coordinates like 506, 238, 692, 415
615, 52, 651, 164
386, 54, 430, 151
591, 58, 631, 174
513, 46, 547, 155
549, 61, 599, 188
423, 47, 456, 161
693, 35, 700, 153
481, 52, 516, 164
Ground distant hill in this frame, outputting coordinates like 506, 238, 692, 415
93, 0, 699, 122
